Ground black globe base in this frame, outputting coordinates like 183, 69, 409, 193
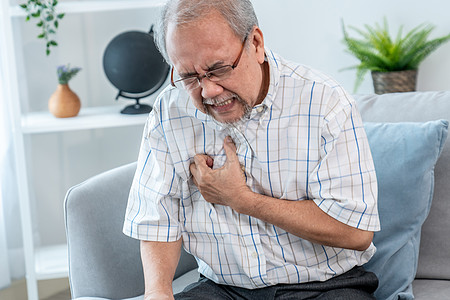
121, 103, 152, 115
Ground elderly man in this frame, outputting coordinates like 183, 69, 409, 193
123, 0, 380, 299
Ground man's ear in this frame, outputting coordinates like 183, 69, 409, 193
251, 26, 265, 64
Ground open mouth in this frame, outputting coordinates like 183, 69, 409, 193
204, 96, 236, 112
212, 98, 233, 107
204, 95, 235, 106
202, 93, 252, 124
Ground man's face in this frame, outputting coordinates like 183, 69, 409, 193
166, 10, 266, 124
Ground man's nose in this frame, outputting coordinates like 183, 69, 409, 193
200, 78, 223, 100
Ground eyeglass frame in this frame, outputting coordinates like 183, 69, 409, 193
170, 35, 248, 90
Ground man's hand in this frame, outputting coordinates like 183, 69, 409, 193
189, 136, 250, 211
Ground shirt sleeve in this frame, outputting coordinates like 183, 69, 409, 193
309, 91, 380, 232
123, 105, 182, 242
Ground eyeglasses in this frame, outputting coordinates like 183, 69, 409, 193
170, 36, 247, 91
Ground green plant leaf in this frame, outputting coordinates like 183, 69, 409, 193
37, 33, 45, 39
341, 18, 450, 91
57, 13, 65, 19
407, 34, 450, 69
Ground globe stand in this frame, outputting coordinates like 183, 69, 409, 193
115, 90, 153, 115
120, 100, 152, 114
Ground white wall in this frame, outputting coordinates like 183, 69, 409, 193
12, 1, 450, 246
253, 0, 450, 93
17, 1, 450, 112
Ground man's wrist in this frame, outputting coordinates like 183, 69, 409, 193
233, 188, 258, 215
144, 289, 174, 300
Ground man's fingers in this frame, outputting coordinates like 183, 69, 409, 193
193, 154, 213, 169
222, 136, 246, 174
189, 160, 201, 187
190, 154, 214, 182
223, 136, 238, 163
205, 156, 214, 168
191, 172, 198, 187
189, 160, 198, 177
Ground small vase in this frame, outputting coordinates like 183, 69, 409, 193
48, 83, 81, 118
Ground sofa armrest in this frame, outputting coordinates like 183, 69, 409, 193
64, 162, 197, 299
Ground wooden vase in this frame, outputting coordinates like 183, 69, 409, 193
48, 84, 81, 118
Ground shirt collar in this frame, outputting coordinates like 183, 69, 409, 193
259, 47, 280, 111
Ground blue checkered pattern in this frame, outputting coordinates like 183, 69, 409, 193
123, 49, 380, 288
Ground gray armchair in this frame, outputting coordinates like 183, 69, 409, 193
64, 162, 198, 299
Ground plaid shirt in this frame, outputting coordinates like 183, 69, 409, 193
123, 49, 380, 289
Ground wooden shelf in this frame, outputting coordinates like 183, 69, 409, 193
21, 105, 148, 134
10, 0, 167, 17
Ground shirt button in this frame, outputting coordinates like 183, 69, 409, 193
251, 252, 258, 259
256, 106, 264, 113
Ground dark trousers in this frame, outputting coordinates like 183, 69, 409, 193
175, 266, 378, 300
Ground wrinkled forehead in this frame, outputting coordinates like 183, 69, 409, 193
166, 10, 242, 70
166, 9, 238, 48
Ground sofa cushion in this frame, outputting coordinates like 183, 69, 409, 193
356, 92, 450, 281
412, 279, 450, 300
362, 120, 448, 300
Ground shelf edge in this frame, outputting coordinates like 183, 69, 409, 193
10, 0, 167, 17
34, 244, 69, 281
21, 106, 148, 134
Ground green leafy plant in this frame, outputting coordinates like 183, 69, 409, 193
342, 18, 450, 92
57, 64, 81, 85
20, 0, 65, 56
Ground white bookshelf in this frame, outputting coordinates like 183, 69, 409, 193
2, 1, 166, 299
34, 244, 69, 281
22, 106, 148, 134
9, 0, 167, 16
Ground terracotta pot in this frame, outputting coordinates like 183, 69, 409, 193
48, 84, 81, 118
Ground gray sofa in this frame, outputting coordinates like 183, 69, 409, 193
65, 91, 450, 299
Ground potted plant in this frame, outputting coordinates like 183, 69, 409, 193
20, 0, 65, 56
342, 18, 450, 94
48, 64, 82, 118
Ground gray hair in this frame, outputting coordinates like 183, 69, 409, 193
155, 0, 259, 64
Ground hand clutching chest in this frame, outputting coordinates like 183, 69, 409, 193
189, 136, 252, 213
188, 136, 374, 251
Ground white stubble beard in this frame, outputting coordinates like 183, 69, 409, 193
203, 92, 252, 127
